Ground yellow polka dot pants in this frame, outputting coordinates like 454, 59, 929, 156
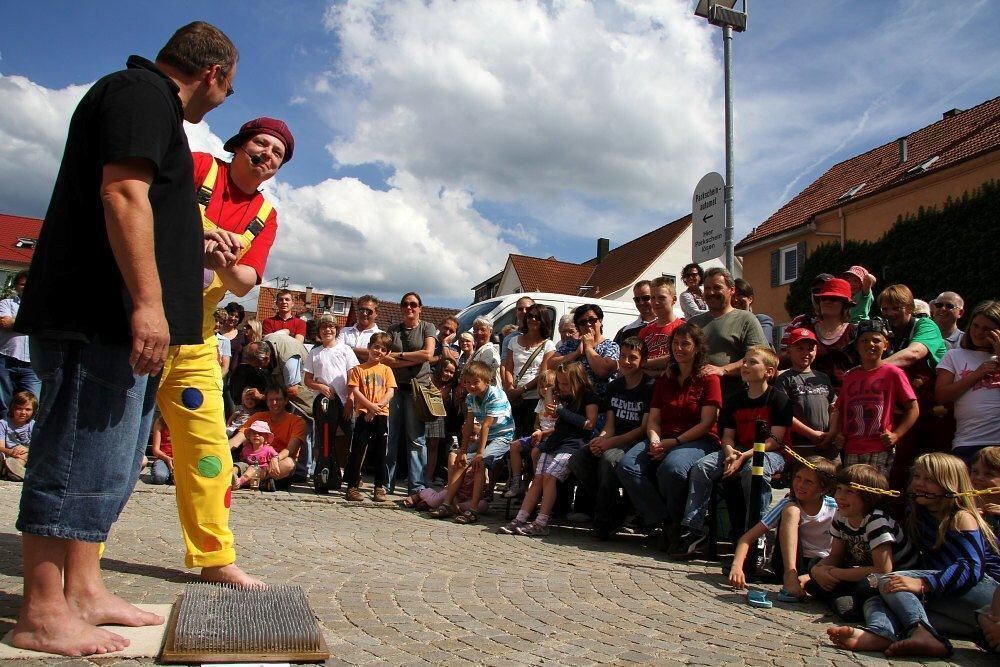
157, 341, 236, 568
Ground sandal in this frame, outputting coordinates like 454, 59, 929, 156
454, 510, 479, 525
777, 588, 804, 603
747, 590, 772, 609
397, 496, 418, 509
428, 505, 454, 519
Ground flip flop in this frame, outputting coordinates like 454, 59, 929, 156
747, 590, 772, 609
777, 588, 804, 603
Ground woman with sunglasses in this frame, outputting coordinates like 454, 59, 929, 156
679, 263, 709, 320
550, 304, 619, 397
502, 305, 556, 438
384, 292, 437, 497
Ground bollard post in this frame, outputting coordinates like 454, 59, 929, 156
743, 419, 769, 581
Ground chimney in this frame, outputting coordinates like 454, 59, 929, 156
942, 108, 963, 119
897, 137, 907, 165
597, 237, 610, 262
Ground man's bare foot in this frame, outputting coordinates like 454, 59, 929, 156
66, 587, 163, 628
200, 564, 266, 589
979, 613, 1000, 652
12, 606, 129, 656
884, 624, 950, 657
827, 626, 891, 652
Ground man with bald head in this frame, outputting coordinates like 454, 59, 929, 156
931, 291, 965, 350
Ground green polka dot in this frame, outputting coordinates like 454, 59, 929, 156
197, 456, 223, 478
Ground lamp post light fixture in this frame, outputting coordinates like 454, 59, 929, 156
694, 0, 747, 273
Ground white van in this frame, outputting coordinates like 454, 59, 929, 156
453, 292, 643, 344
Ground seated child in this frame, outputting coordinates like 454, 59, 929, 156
232, 420, 281, 490
227, 386, 264, 439
504, 369, 556, 498
498, 362, 599, 537
832, 318, 918, 476
0, 390, 36, 481
429, 360, 514, 523
729, 456, 838, 597
774, 328, 837, 459
416, 468, 489, 514
673, 346, 792, 558
972, 446, 1000, 536
808, 464, 918, 620
149, 415, 174, 485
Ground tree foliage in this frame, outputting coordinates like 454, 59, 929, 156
785, 180, 1000, 325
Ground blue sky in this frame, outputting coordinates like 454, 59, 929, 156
1, 1, 998, 308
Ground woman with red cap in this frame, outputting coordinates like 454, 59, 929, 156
791, 277, 858, 390
155, 117, 293, 588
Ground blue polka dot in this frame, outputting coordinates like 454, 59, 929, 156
181, 387, 204, 410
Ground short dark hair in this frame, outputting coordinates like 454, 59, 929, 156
156, 21, 238, 76
620, 336, 648, 359
356, 295, 379, 311
703, 267, 734, 288
633, 280, 652, 291
369, 332, 394, 349
400, 292, 423, 307
733, 278, 754, 298
11, 390, 37, 413
264, 383, 287, 400
276, 289, 293, 301
224, 301, 246, 325
573, 303, 604, 324
681, 263, 704, 285
13, 270, 28, 285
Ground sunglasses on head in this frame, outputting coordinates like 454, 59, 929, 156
633, 295, 652, 303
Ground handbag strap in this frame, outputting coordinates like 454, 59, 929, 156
514, 339, 546, 387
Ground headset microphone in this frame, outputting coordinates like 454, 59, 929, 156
243, 147, 263, 165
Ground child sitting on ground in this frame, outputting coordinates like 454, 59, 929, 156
232, 420, 280, 490
832, 318, 918, 477
0, 390, 35, 481
227, 386, 264, 439
673, 346, 792, 558
430, 360, 514, 524
149, 414, 174, 485
807, 464, 918, 620
774, 328, 837, 459
504, 369, 556, 498
499, 362, 600, 537
972, 446, 1000, 536
729, 456, 838, 597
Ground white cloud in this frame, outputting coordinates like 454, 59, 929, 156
321, 0, 722, 238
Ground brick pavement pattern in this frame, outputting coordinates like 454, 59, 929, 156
0, 480, 991, 666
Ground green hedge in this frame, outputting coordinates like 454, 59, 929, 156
784, 179, 1000, 324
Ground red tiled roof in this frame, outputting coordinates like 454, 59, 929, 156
508, 254, 594, 295
737, 96, 1000, 249
581, 214, 691, 298
0, 213, 43, 266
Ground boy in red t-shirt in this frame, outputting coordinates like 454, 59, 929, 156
833, 318, 918, 476
638, 276, 685, 377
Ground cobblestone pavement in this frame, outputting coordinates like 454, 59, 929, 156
0, 479, 992, 666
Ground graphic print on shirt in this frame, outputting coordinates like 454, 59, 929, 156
958, 366, 1000, 390
609, 394, 644, 425
847, 401, 884, 437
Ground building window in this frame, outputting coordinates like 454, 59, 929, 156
331, 299, 348, 315
771, 241, 806, 287
660, 273, 676, 286
14, 237, 36, 249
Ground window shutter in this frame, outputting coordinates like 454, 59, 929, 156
795, 241, 806, 281
770, 250, 780, 287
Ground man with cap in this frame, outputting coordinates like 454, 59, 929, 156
155, 117, 293, 589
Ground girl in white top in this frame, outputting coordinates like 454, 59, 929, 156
935, 300, 1000, 461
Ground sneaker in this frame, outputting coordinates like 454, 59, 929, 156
345, 487, 365, 502
260, 478, 277, 493
503, 476, 523, 498
669, 530, 708, 559
372, 487, 389, 503
497, 520, 525, 535
515, 521, 549, 537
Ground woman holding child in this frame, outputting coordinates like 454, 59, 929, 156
502, 305, 556, 438
550, 304, 619, 397
617, 323, 722, 541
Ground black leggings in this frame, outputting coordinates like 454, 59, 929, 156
344, 415, 388, 489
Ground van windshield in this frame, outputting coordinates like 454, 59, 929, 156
454, 299, 502, 333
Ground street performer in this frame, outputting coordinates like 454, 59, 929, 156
156, 117, 290, 587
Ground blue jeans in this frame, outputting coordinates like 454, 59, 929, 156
149, 459, 172, 485
386, 389, 427, 494
617, 438, 718, 527
681, 449, 784, 533
17, 337, 157, 542
862, 570, 997, 647
0, 353, 41, 420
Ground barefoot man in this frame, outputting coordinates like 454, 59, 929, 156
12, 22, 238, 656
155, 116, 291, 584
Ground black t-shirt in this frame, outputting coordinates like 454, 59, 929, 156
773, 369, 835, 447
604, 376, 653, 440
16, 56, 202, 346
719, 387, 792, 450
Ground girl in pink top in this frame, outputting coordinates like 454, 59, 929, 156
233, 421, 280, 489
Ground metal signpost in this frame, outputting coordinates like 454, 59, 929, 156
692, 171, 726, 264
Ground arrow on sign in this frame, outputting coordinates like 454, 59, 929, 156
702, 214, 714, 223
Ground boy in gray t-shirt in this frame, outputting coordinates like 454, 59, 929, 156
774, 328, 837, 458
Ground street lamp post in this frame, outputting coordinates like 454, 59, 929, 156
694, 0, 747, 273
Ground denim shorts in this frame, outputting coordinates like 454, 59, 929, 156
466, 435, 512, 468
17, 337, 156, 542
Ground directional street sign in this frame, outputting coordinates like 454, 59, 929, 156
691, 172, 726, 264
